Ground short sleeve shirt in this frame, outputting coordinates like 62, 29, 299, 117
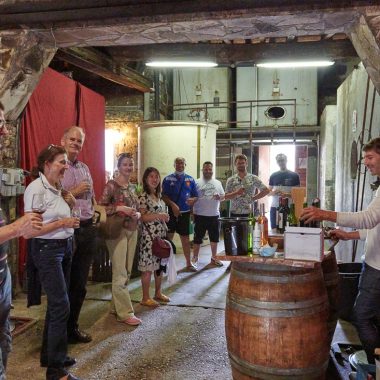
225, 173, 267, 214
269, 170, 300, 207
193, 178, 225, 217
24, 173, 73, 239
162, 172, 198, 212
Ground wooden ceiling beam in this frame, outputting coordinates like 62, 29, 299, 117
54, 47, 152, 92
106, 39, 357, 65
0, 1, 376, 27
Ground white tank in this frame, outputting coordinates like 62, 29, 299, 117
137, 121, 218, 181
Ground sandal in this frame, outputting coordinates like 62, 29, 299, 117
191, 255, 199, 268
140, 298, 160, 307
154, 294, 171, 303
211, 257, 223, 267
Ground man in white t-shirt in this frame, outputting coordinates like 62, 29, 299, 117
192, 161, 225, 267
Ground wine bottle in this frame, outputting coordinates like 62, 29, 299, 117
311, 197, 321, 228
276, 196, 282, 230
278, 198, 286, 234
300, 198, 308, 227
253, 222, 261, 254
247, 203, 254, 254
257, 203, 268, 246
287, 203, 298, 227
283, 197, 290, 228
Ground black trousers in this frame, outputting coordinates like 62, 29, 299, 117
67, 223, 98, 332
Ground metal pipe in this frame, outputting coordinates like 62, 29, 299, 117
352, 75, 370, 262
197, 125, 201, 178
249, 101, 253, 172
359, 86, 377, 211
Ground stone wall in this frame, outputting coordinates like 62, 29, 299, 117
105, 93, 144, 183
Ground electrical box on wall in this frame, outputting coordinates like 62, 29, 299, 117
0, 168, 25, 196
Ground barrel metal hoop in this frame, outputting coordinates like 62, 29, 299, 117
229, 351, 328, 380
227, 293, 328, 317
233, 267, 322, 284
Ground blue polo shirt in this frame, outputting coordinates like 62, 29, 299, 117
162, 172, 198, 212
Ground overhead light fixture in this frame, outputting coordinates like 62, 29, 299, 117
146, 60, 217, 68
256, 61, 334, 68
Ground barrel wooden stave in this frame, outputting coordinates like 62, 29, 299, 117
226, 262, 329, 380
321, 251, 340, 346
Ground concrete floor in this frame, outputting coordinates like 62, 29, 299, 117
6, 240, 360, 380
7, 241, 232, 380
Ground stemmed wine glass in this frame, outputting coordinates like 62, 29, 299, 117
31, 193, 47, 214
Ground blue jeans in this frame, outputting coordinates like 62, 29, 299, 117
0, 266, 12, 380
353, 263, 380, 364
31, 238, 73, 379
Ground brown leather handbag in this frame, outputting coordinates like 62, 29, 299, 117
101, 214, 124, 240
152, 236, 171, 259
143, 223, 171, 259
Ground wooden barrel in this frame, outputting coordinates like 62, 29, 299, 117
321, 251, 340, 346
226, 262, 329, 380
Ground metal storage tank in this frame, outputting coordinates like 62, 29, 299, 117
137, 121, 218, 180
172, 68, 231, 126
236, 66, 318, 128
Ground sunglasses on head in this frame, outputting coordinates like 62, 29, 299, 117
118, 153, 133, 159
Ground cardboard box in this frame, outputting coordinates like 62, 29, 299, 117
284, 227, 324, 262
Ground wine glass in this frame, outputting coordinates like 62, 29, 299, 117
72, 207, 81, 228
31, 193, 47, 214
81, 169, 92, 200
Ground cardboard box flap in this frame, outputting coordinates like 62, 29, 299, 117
285, 226, 322, 235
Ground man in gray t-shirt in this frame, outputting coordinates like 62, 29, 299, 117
192, 162, 225, 267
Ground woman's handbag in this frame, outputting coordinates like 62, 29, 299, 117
151, 236, 171, 259
143, 222, 171, 259
101, 214, 124, 240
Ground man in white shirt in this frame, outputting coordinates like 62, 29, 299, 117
301, 137, 380, 364
192, 162, 225, 267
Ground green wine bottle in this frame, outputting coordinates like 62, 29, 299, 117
287, 203, 298, 227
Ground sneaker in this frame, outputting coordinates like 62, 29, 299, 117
121, 316, 142, 326
211, 257, 223, 267
191, 256, 199, 268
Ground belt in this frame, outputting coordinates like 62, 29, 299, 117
80, 218, 93, 227
35, 237, 73, 247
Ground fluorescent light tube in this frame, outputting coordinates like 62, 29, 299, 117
146, 61, 217, 68
257, 61, 334, 68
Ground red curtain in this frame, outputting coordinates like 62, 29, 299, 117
77, 83, 105, 197
19, 67, 105, 283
